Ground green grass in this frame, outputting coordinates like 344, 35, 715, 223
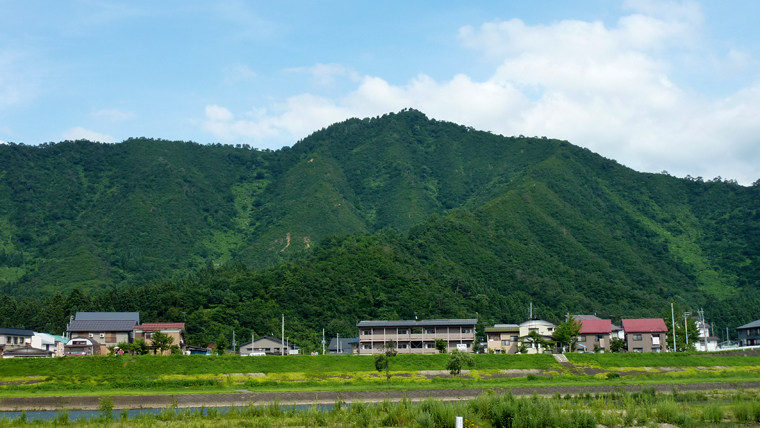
567, 351, 760, 368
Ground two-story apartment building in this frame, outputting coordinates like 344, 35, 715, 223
575, 319, 612, 352
356, 319, 477, 355
737, 319, 760, 347
622, 318, 668, 352
518, 319, 555, 354
485, 324, 519, 354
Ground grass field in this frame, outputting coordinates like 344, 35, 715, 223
3, 388, 760, 427
0, 352, 758, 397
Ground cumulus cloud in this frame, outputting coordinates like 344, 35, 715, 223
200, 1, 760, 184
91, 108, 135, 122
284, 63, 362, 87
223, 65, 257, 85
61, 127, 115, 143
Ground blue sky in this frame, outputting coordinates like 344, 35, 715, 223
1, 0, 759, 184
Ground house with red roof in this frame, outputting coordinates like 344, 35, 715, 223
621, 318, 668, 352
575, 319, 612, 352
133, 323, 186, 354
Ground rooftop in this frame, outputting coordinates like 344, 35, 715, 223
578, 319, 612, 334
737, 319, 760, 330
76, 312, 140, 323
0, 328, 34, 336
67, 320, 137, 332
621, 318, 668, 333
357, 319, 477, 328
136, 323, 186, 331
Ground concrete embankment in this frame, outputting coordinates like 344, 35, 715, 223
1, 382, 759, 411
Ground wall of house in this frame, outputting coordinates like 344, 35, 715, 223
738, 327, 760, 346
626, 332, 664, 352
486, 332, 519, 354
576, 334, 610, 352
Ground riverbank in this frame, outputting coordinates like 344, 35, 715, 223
2, 381, 759, 411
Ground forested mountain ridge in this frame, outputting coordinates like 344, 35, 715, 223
0, 109, 759, 347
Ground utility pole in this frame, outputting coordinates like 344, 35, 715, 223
700, 309, 708, 352
671, 303, 677, 352
232, 330, 236, 353
322, 329, 325, 355
337, 333, 340, 354
252, 332, 254, 354
683, 312, 690, 348
282, 314, 285, 356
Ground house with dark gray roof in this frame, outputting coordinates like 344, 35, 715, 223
67, 320, 136, 355
328, 337, 356, 355
737, 319, 760, 347
0, 328, 34, 357
356, 319, 477, 355
75, 312, 140, 324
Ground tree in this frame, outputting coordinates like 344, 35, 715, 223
434, 338, 448, 354
553, 316, 581, 353
149, 330, 174, 355
374, 340, 397, 387
446, 349, 474, 386
522, 330, 547, 353
131, 338, 149, 355
215, 333, 228, 356
610, 337, 625, 353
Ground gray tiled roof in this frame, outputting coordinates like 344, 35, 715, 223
737, 319, 760, 330
76, 312, 140, 323
67, 320, 136, 332
357, 319, 477, 328
0, 328, 34, 336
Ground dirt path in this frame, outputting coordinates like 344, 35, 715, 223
1, 382, 759, 411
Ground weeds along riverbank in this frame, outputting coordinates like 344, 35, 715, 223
3, 388, 760, 427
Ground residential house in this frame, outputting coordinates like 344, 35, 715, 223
575, 319, 612, 352
327, 337, 356, 355
518, 319, 556, 354
621, 319, 668, 352
133, 323, 186, 354
32, 332, 64, 357
737, 319, 760, 347
0, 328, 34, 358
66, 319, 136, 355
356, 319, 477, 355
75, 312, 140, 324
484, 324, 519, 354
64, 337, 98, 356
239, 336, 300, 356
694, 320, 719, 352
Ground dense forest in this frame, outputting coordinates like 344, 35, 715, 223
1, 109, 758, 348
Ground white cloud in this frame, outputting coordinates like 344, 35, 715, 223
91, 108, 135, 122
199, 1, 760, 184
61, 127, 115, 143
223, 65, 257, 85
0, 140, 6, 145
284, 63, 362, 87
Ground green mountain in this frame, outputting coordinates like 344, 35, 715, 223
1, 109, 758, 345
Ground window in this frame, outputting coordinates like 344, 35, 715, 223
631, 334, 642, 341
398, 329, 408, 335
489, 336, 496, 341
5, 337, 10, 344
633, 348, 643, 353
501, 340, 510, 346
398, 343, 409, 349
462, 328, 472, 334
596, 335, 605, 342
362, 330, 372, 336
578, 335, 586, 342
511, 336, 518, 341
425, 343, 435, 348
425, 329, 436, 334
362, 344, 372, 350
651, 336, 660, 345
145, 332, 152, 339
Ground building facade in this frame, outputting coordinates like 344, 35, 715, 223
485, 324, 519, 354
356, 319, 477, 355
575, 319, 612, 352
239, 336, 300, 356
133, 323, 186, 354
621, 318, 668, 352
737, 320, 760, 347
518, 319, 556, 354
